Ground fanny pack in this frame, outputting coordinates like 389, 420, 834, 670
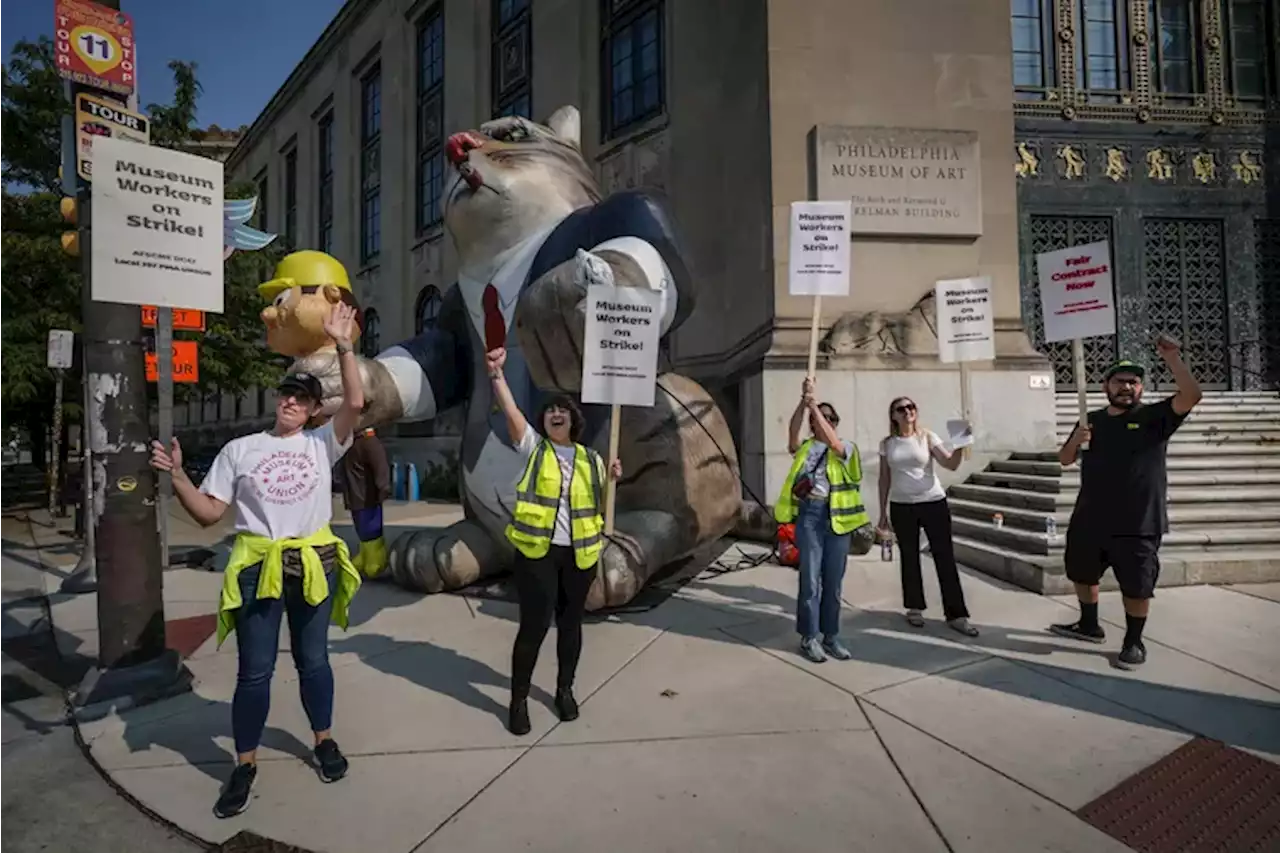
791, 448, 829, 501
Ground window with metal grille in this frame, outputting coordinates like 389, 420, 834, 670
1223, 0, 1276, 104
253, 168, 269, 231
1011, 0, 1057, 100
362, 308, 381, 358
415, 285, 443, 334
492, 0, 532, 119
317, 112, 334, 254
360, 65, 382, 264
283, 145, 298, 249
1075, 0, 1131, 102
1148, 0, 1202, 101
417, 10, 445, 233
601, 0, 663, 139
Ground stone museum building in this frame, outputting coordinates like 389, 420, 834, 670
184, 0, 1278, 523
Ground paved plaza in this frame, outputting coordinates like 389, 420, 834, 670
3, 499, 1279, 852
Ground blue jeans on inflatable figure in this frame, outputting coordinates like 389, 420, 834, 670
795, 500, 850, 640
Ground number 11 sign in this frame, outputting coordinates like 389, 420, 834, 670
53, 0, 136, 97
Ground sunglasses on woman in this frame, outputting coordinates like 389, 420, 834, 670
894, 403, 917, 414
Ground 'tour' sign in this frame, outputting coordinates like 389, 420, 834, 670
146, 340, 198, 383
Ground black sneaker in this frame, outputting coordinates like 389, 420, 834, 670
313, 738, 348, 783
1049, 620, 1107, 644
508, 698, 531, 736
554, 687, 580, 722
1116, 643, 1147, 670
213, 763, 256, 819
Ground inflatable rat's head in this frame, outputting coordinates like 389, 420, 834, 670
258, 250, 363, 358
441, 106, 601, 265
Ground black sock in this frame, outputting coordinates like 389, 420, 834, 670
1124, 614, 1147, 648
1078, 601, 1099, 631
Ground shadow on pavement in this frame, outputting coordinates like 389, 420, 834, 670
329, 632, 554, 722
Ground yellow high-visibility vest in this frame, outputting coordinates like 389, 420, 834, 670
775, 439, 870, 535
506, 440, 606, 569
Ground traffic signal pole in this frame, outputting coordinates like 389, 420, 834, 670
58, 0, 191, 710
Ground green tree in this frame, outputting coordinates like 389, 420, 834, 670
146, 60, 201, 148
2, 39, 282, 434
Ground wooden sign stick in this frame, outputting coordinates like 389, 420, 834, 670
1072, 338, 1089, 450
603, 403, 622, 534
806, 296, 823, 380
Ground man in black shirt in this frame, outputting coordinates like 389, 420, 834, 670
1051, 335, 1202, 669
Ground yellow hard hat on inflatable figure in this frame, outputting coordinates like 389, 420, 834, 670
259, 250, 363, 358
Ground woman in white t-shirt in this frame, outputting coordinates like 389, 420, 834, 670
876, 396, 979, 637
486, 346, 622, 737
149, 303, 364, 819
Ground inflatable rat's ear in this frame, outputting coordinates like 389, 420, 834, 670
545, 106, 581, 148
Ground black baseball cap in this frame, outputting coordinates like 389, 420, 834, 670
1103, 360, 1146, 381
278, 372, 323, 401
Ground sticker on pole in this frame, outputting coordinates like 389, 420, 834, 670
934, 276, 995, 363
580, 286, 664, 407
91, 137, 225, 312
788, 201, 852, 297
47, 330, 75, 370
1036, 240, 1117, 344
53, 0, 136, 97
75, 93, 149, 181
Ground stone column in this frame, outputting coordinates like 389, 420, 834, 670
755, 0, 1055, 518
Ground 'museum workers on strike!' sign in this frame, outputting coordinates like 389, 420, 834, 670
90, 136, 225, 313
934, 276, 995, 363
1035, 240, 1117, 344
788, 200, 852, 297
581, 285, 664, 408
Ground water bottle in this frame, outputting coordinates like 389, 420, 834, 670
1045, 516, 1058, 538
881, 538, 894, 562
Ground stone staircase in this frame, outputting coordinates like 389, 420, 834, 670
951, 391, 1280, 594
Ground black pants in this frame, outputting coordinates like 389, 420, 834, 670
890, 498, 970, 620
511, 545, 594, 698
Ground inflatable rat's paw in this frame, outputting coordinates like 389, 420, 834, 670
386, 519, 512, 593
573, 248, 615, 289
287, 351, 405, 429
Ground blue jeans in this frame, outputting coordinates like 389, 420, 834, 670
795, 500, 851, 640
232, 566, 335, 754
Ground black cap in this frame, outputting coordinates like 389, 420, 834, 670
1103, 360, 1146, 381
278, 372, 323, 401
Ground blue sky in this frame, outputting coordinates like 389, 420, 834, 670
3, 0, 347, 130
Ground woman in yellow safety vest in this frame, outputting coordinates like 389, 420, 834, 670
487, 346, 622, 736
775, 376, 870, 664
149, 303, 366, 820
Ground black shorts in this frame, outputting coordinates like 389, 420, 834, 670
1064, 531, 1161, 599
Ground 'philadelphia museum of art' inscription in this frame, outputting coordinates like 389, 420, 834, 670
815, 126, 983, 238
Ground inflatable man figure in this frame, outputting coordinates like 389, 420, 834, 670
258, 250, 363, 363
339, 427, 391, 575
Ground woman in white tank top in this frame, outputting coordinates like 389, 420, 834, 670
876, 396, 978, 637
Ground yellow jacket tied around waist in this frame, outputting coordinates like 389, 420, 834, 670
216, 526, 366, 647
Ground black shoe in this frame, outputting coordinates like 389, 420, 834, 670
1049, 620, 1106, 644
554, 687, 580, 722
508, 698, 531, 736
1116, 643, 1147, 670
313, 738, 348, 783
213, 763, 256, 819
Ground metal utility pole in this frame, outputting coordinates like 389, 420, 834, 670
56, 0, 190, 708
156, 306, 173, 569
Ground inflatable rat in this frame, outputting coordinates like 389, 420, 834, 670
293, 105, 743, 610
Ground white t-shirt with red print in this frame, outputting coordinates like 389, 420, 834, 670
199, 423, 352, 540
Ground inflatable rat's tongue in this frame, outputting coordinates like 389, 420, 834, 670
482, 284, 506, 351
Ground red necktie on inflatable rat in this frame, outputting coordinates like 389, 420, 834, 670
482, 284, 506, 352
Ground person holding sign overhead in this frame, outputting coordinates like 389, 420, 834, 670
487, 345, 622, 736
876, 397, 979, 637
1051, 335, 1201, 670
775, 376, 869, 663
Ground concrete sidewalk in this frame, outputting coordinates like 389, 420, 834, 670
10, 503, 1280, 852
